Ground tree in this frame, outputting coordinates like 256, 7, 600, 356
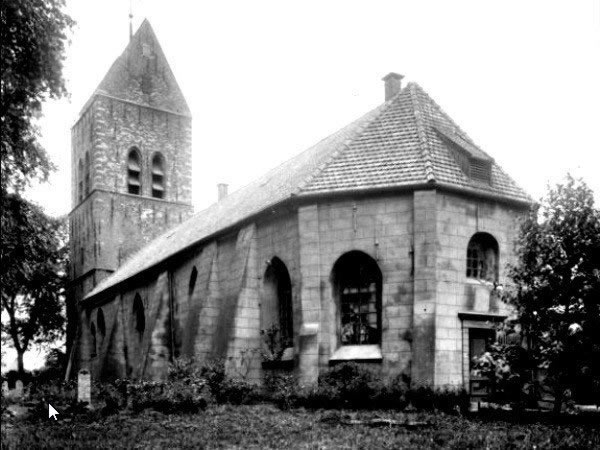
1, 194, 69, 376
1, 0, 73, 375
1, 0, 74, 193
504, 175, 600, 411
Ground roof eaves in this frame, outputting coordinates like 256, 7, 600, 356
435, 181, 532, 208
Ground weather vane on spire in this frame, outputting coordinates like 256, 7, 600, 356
129, 0, 134, 40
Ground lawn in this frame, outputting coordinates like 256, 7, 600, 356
2, 404, 599, 449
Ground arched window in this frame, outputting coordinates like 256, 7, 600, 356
132, 294, 145, 340
78, 159, 84, 201
90, 322, 97, 358
84, 151, 91, 195
97, 308, 106, 345
332, 251, 382, 346
189, 267, 198, 297
262, 257, 293, 347
466, 232, 499, 282
151, 153, 165, 199
127, 148, 142, 195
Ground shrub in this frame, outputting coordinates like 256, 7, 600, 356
405, 385, 469, 413
372, 374, 410, 410
264, 373, 297, 409
318, 363, 380, 409
214, 378, 257, 405
125, 379, 208, 414
169, 356, 204, 383
295, 383, 342, 409
199, 358, 226, 396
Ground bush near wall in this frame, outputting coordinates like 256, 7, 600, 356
267, 363, 469, 413
4, 360, 472, 421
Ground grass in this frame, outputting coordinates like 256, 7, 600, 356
3, 404, 599, 449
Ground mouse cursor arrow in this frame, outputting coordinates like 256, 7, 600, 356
48, 404, 59, 420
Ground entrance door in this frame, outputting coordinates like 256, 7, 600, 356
469, 328, 495, 398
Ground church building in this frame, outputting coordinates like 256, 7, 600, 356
70, 21, 530, 390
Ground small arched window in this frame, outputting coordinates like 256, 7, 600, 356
78, 159, 84, 201
332, 251, 382, 346
466, 232, 499, 282
132, 294, 145, 340
127, 148, 142, 195
151, 153, 165, 199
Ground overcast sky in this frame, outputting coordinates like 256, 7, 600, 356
7, 0, 600, 371
25, 0, 600, 218
25, 0, 600, 219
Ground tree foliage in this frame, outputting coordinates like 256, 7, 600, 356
504, 175, 600, 409
1, 0, 74, 192
1, 194, 69, 375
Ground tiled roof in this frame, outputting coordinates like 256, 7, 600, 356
93, 20, 191, 116
85, 81, 530, 301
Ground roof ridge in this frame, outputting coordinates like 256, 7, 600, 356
409, 82, 493, 161
295, 99, 392, 194
408, 83, 436, 183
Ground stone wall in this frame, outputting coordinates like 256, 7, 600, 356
79, 188, 527, 387
82, 209, 300, 382
432, 191, 527, 386
304, 193, 415, 381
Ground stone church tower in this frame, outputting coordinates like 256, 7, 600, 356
68, 20, 192, 338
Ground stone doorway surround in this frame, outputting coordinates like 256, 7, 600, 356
458, 311, 507, 394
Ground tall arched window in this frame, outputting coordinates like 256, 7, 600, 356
466, 232, 499, 282
78, 159, 84, 201
97, 308, 106, 347
90, 322, 97, 358
84, 151, 91, 195
262, 257, 293, 347
151, 153, 165, 199
332, 251, 382, 346
189, 267, 198, 297
127, 148, 142, 195
132, 294, 145, 341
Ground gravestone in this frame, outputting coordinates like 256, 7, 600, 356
77, 369, 91, 406
14, 380, 24, 397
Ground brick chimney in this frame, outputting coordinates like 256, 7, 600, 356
382, 72, 404, 101
217, 183, 228, 201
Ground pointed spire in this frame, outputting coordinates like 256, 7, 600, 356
94, 19, 191, 116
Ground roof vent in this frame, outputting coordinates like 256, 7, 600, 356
382, 72, 404, 101
217, 183, 228, 201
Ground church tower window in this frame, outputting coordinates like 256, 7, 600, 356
78, 159, 84, 201
84, 151, 91, 195
151, 153, 165, 199
127, 148, 142, 195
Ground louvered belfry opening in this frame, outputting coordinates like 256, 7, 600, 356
151, 153, 165, 199
470, 159, 492, 184
127, 148, 142, 195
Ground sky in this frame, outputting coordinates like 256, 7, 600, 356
6, 0, 600, 371
27, 0, 600, 218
